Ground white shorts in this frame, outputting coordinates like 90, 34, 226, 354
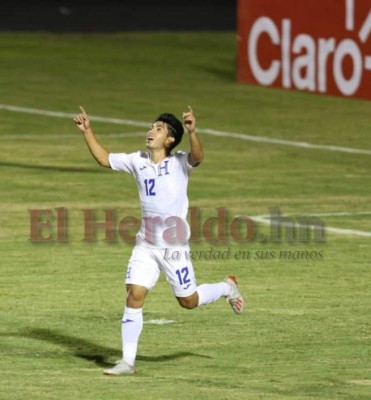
125, 245, 197, 297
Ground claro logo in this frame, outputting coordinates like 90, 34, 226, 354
247, 0, 371, 96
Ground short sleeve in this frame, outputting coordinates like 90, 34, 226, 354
109, 152, 136, 174
175, 151, 193, 175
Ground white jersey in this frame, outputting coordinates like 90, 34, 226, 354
109, 151, 193, 247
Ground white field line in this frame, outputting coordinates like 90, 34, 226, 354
200, 128, 371, 156
2, 104, 370, 238
1, 104, 371, 155
255, 211, 371, 218
144, 319, 176, 325
304, 211, 371, 217
1, 132, 144, 140
0, 104, 149, 127
251, 216, 371, 238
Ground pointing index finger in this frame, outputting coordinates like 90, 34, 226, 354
79, 106, 87, 115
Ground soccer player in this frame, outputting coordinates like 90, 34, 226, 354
74, 106, 245, 375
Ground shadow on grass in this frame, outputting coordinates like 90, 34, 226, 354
0, 161, 105, 174
18, 327, 211, 367
200, 58, 236, 82
203, 66, 236, 82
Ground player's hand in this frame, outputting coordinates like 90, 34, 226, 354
74, 106, 90, 132
183, 106, 196, 134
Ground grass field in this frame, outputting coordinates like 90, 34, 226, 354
0, 32, 370, 399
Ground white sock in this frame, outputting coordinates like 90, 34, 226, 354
197, 282, 229, 306
122, 307, 143, 366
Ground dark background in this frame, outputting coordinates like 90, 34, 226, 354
0, 0, 236, 32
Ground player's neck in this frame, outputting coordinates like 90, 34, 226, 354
149, 148, 170, 164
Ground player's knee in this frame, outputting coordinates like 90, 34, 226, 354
178, 299, 197, 309
126, 285, 147, 308
177, 294, 198, 309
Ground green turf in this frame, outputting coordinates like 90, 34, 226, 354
0, 32, 370, 400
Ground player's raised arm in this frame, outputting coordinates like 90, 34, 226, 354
183, 106, 204, 167
74, 106, 110, 168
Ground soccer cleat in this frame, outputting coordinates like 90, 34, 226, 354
104, 360, 136, 376
225, 275, 245, 314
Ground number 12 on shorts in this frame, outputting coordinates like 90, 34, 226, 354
175, 267, 191, 286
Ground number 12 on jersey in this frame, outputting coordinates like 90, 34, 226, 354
144, 179, 156, 196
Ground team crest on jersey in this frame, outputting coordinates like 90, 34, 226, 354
157, 160, 170, 176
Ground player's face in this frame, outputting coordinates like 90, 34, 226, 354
146, 121, 174, 150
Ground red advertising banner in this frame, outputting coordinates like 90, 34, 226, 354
237, 0, 371, 100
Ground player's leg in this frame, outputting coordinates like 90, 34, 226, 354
158, 248, 244, 313
120, 283, 148, 369
176, 291, 198, 309
126, 283, 148, 308
177, 276, 244, 313
104, 246, 160, 376
197, 275, 244, 313
175, 281, 230, 309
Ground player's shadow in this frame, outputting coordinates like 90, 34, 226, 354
0, 161, 105, 174
19, 327, 211, 367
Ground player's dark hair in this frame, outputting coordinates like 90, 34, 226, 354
155, 113, 184, 150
